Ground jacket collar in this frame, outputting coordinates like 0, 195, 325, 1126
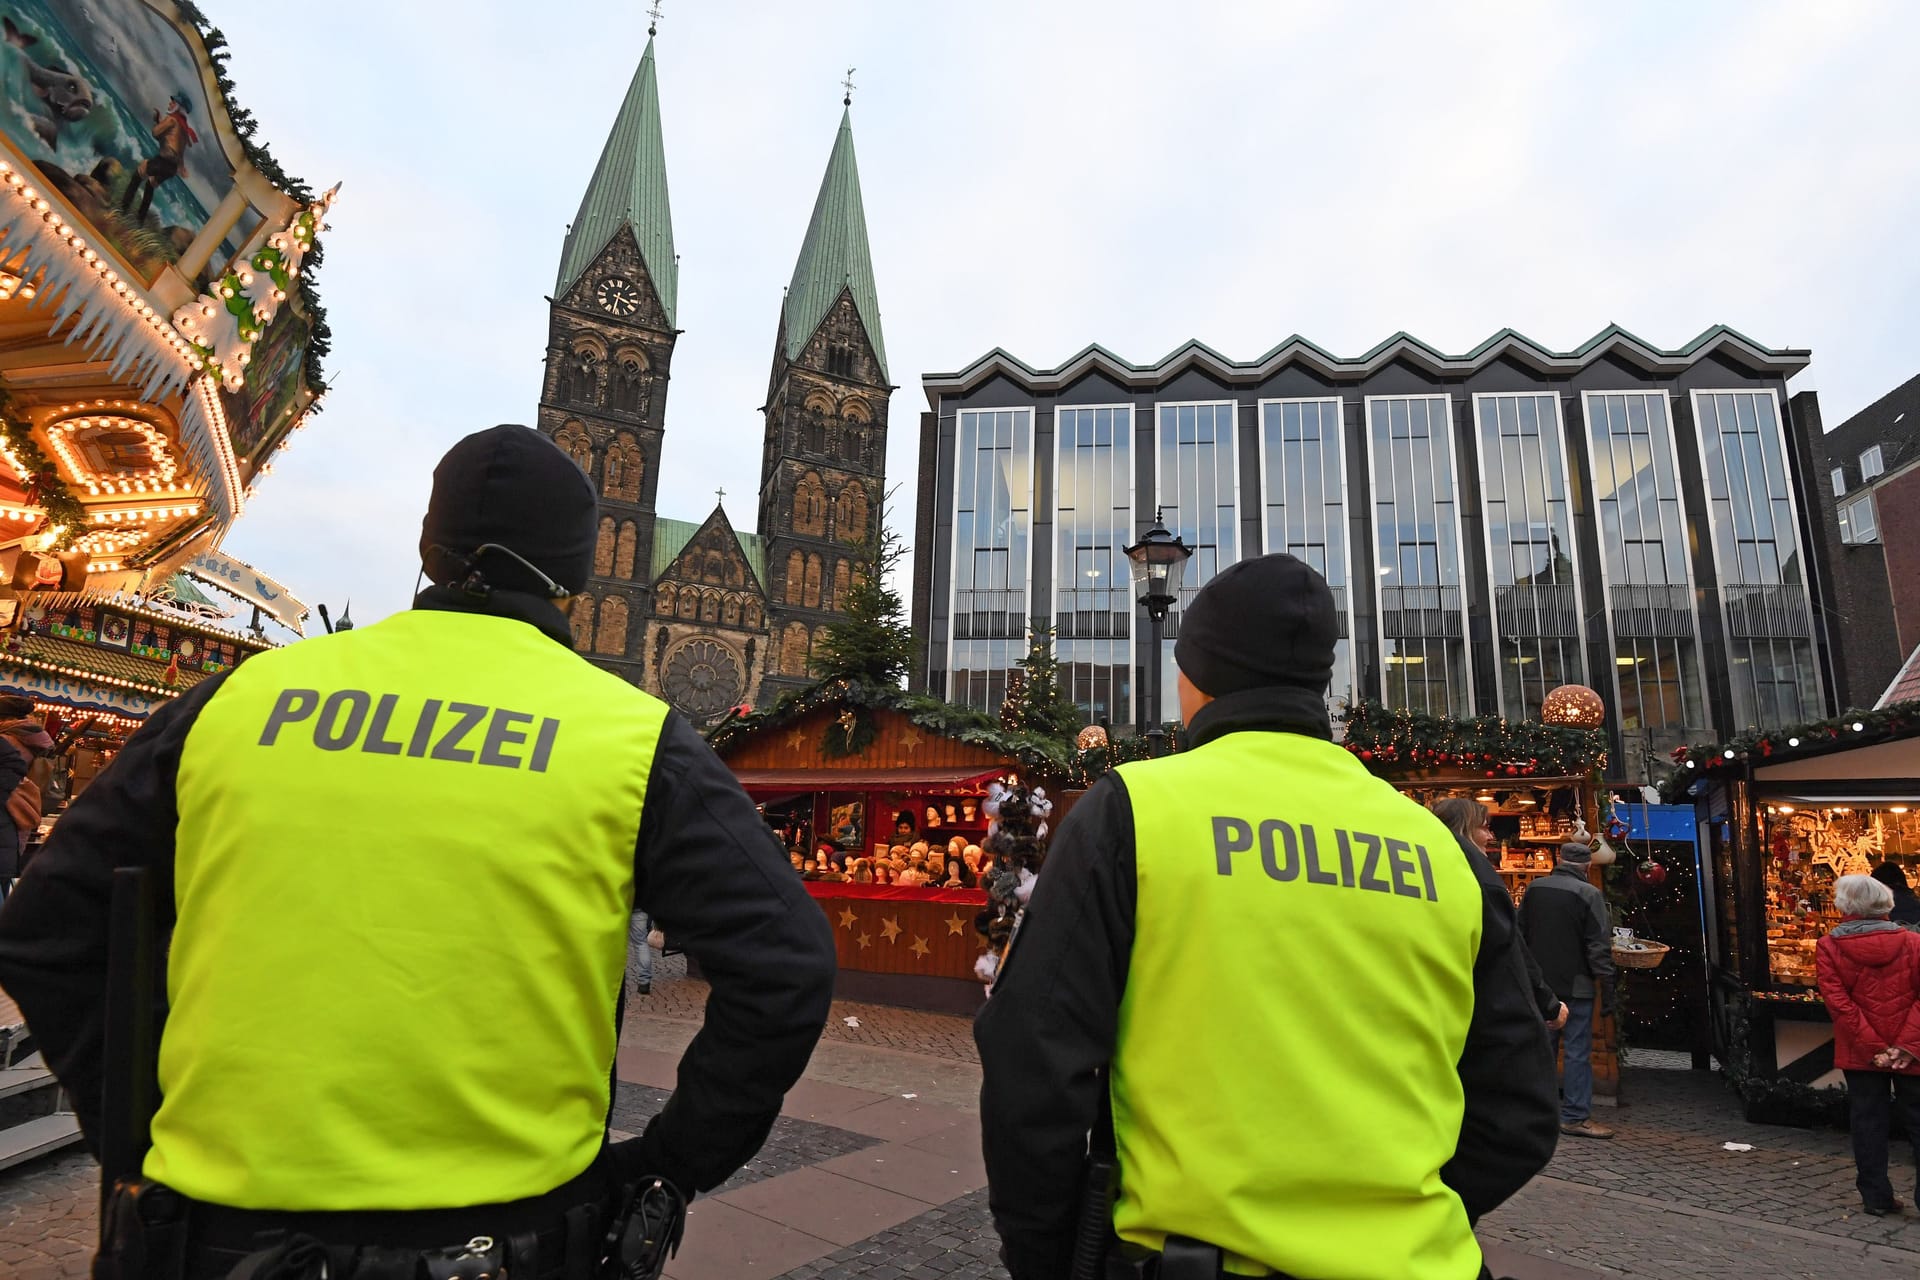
412, 583, 575, 648
1183, 685, 1333, 751
1552, 861, 1595, 880
1831, 917, 1905, 938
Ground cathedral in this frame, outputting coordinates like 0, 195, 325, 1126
535, 35, 890, 724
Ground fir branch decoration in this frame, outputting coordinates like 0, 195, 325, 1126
1658, 700, 1920, 801
1338, 701, 1608, 778
0, 390, 85, 548
173, 4, 331, 395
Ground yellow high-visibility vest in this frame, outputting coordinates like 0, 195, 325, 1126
1112, 730, 1485, 1279
147, 608, 665, 1210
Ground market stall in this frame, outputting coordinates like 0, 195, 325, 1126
1668, 702, 1920, 1122
710, 682, 1067, 1013
1338, 698, 1626, 1099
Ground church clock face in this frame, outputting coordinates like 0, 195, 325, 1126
595, 275, 642, 317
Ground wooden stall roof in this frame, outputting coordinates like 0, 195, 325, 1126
720, 706, 1019, 775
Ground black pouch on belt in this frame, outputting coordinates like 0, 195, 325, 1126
95, 1180, 189, 1280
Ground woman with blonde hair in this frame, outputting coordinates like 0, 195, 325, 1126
1818, 873, 1920, 1216
1431, 796, 1567, 1033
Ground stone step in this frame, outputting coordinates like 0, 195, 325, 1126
0, 1111, 83, 1173
0, 1059, 53, 1100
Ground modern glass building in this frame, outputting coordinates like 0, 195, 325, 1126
910, 326, 1831, 780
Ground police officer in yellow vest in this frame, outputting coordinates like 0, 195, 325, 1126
975, 554, 1559, 1280
0, 425, 838, 1279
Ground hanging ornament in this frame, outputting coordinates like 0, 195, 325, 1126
1540, 684, 1606, 729
1634, 859, 1667, 887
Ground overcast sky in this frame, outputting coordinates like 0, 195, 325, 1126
208, 0, 1920, 629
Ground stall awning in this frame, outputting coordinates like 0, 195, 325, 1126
733, 766, 1006, 793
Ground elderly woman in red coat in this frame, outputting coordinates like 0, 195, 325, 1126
1817, 874, 1920, 1216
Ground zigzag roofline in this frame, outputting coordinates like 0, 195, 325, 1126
921, 324, 1811, 407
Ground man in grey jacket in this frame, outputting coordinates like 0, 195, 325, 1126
1519, 840, 1616, 1138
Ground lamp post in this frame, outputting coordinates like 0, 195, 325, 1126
1124, 509, 1193, 756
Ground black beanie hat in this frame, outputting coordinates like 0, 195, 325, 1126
1174, 553, 1337, 697
419, 424, 597, 596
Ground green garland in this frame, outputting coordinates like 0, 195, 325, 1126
1659, 700, 1920, 802
0, 391, 85, 548
1066, 729, 1188, 788
708, 677, 1070, 774
1339, 701, 1608, 778
181, 205, 322, 383
821, 706, 878, 759
1719, 992, 1847, 1127
173, 4, 331, 394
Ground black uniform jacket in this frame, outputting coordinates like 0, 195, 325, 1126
0, 586, 838, 1200
973, 686, 1560, 1279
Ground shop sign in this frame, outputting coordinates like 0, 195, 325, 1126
0, 666, 158, 718
185, 550, 307, 632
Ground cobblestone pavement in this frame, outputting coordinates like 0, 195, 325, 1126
767, 1188, 1007, 1280
0, 1148, 95, 1280
631, 953, 981, 1063
611, 1083, 882, 1193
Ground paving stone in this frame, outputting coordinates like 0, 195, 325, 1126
610, 1082, 882, 1192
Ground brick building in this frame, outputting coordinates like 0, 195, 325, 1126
1790, 372, 1920, 708
534, 37, 889, 723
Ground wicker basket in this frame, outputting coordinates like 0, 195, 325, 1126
1611, 940, 1671, 970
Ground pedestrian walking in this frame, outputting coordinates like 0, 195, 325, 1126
0, 424, 837, 1280
1432, 797, 1568, 1031
1519, 839, 1617, 1139
1870, 862, 1920, 927
1816, 873, 1920, 1216
974, 553, 1558, 1280
629, 908, 656, 995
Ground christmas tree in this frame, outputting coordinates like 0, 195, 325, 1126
998, 630, 1082, 742
811, 525, 916, 689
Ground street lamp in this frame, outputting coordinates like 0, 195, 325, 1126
1124, 509, 1193, 756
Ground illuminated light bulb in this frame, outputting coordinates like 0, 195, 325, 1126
1852, 721, 1865, 732
1787, 736, 1799, 747
1723, 749, 1735, 760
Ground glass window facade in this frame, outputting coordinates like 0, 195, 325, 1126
1259, 398, 1352, 709
1693, 390, 1821, 729
1831, 467, 1846, 497
947, 408, 1034, 713
1475, 393, 1585, 719
1861, 445, 1884, 479
1053, 406, 1133, 728
1582, 392, 1704, 753
1154, 402, 1239, 724
1367, 395, 1469, 714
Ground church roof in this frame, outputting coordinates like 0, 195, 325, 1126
783, 108, 886, 380
651, 515, 766, 588
556, 37, 678, 323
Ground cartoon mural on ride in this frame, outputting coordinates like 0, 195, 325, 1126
0, 0, 248, 285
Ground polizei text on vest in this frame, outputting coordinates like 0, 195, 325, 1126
258, 688, 561, 771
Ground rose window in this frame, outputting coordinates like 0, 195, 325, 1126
662, 639, 743, 718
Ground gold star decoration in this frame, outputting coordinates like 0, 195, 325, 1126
945, 913, 968, 937
838, 907, 858, 931
910, 935, 931, 958
880, 916, 902, 944
785, 727, 806, 751
857, 932, 872, 950
899, 728, 922, 752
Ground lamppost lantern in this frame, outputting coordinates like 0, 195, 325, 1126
1124, 512, 1191, 618
1123, 509, 1194, 756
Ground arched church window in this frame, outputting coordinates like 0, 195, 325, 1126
594, 596, 629, 655
605, 434, 643, 503
569, 595, 596, 652
832, 560, 851, 609
794, 473, 827, 537
784, 550, 805, 605
553, 421, 593, 474
594, 517, 616, 577
616, 522, 638, 578
803, 554, 823, 608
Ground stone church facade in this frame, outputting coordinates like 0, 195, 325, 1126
536, 37, 889, 724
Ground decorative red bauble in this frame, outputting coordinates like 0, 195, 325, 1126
1634, 860, 1668, 887
1360, 749, 1374, 760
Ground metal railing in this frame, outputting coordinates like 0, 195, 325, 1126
1494, 583, 1579, 639
1607, 585, 1696, 639
1379, 585, 1463, 638
1720, 583, 1813, 639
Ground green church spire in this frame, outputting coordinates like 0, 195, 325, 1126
556, 36, 677, 325
783, 107, 886, 380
